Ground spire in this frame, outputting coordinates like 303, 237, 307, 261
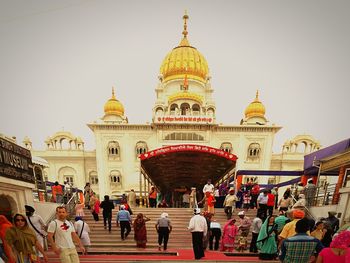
112, 87, 116, 99
179, 10, 190, 46
255, 90, 259, 101
182, 10, 189, 38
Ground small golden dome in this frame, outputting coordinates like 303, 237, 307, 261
104, 88, 124, 116
244, 91, 266, 118
160, 12, 209, 83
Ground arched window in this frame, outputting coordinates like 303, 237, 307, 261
180, 103, 190, 116
207, 107, 215, 116
89, 171, 98, 185
155, 107, 163, 116
192, 104, 200, 116
220, 142, 233, 153
136, 141, 148, 156
110, 170, 122, 187
108, 141, 120, 159
247, 143, 261, 160
170, 104, 179, 115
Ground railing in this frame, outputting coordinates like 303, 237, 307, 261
314, 182, 337, 206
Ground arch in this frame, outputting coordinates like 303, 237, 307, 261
0, 194, 17, 220
180, 103, 190, 116
34, 165, 45, 189
107, 141, 120, 159
155, 107, 164, 116
207, 107, 215, 116
247, 143, 261, 160
192, 104, 200, 116
220, 142, 233, 153
89, 171, 98, 185
58, 166, 77, 186
136, 141, 148, 156
170, 104, 179, 115
110, 170, 122, 188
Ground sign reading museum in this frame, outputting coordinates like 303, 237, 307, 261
0, 137, 34, 184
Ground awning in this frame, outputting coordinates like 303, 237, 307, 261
140, 144, 237, 192
304, 138, 350, 175
236, 170, 303, 176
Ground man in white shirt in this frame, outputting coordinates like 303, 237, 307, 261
47, 206, 85, 263
127, 189, 137, 208
249, 212, 263, 253
188, 208, 207, 260
25, 205, 47, 259
202, 179, 214, 194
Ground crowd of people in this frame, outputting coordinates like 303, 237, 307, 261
1, 177, 349, 263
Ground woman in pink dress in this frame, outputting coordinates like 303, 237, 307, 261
220, 218, 238, 252
75, 201, 85, 217
316, 230, 350, 263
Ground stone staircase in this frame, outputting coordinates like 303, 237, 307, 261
80, 207, 260, 253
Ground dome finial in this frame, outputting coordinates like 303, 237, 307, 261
112, 87, 116, 99
255, 90, 259, 101
182, 10, 189, 38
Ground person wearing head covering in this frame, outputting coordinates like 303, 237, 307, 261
198, 191, 216, 215
155, 212, 172, 251
99, 195, 115, 232
133, 213, 150, 248
223, 188, 239, 220
25, 205, 47, 260
189, 188, 197, 208
293, 194, 306, 209
220, 218, 238, 252
5, 214, 48, 263
188, 208, 207, 259
279, 209, 307, 245
237, 211, 252, 237
256, 215, 278, 260
305, 179, 317, 207
116, 205, 132, 240
280, 218, 324, 263
127, 189, 137, 208
316, 230, 350, 263
0, 215, 14, 263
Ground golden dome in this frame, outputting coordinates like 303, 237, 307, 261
104, 88, 124, 116
160, 12, 209, 83
244, 91, 266, 118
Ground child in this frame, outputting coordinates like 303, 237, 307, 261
243, 191, 251, 211
237, 235, 248, 252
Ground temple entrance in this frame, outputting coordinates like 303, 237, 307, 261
139, 144, 237, 206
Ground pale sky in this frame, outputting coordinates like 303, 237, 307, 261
0, 0, 349, 153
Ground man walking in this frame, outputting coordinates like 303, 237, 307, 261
304, 179, 317, 207
25, 205, 47, 260
116, 205, 132, 240
100, 195, 115, 232
127, 189, 137, 208
47, 206, 85, 263
188, 208, 207, 260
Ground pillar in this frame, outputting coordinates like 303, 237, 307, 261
333, 166, 346, 204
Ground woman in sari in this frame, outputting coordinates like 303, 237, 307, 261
220, 218, 238, 252
256, 215, 278, 260
5, 214, 47, 263
133, 213, 150, 248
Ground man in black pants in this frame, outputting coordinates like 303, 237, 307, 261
116, 205, 132, 240
99, 195, 114, 232
209, 217, 221, 250
188, 208, 207, 260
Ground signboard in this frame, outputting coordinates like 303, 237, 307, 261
154, 115, 214, 124
0, 137, 35, 183
140, 144, 238, 161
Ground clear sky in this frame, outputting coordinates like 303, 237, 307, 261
0, 0, 349, 153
